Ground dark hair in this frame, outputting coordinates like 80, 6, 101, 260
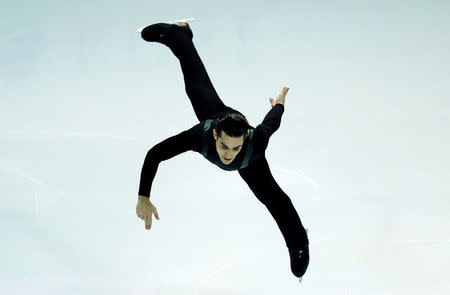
216, 111, 249, 139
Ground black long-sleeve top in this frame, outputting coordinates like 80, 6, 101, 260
138, 104, 285, 197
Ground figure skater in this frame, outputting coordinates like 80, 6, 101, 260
136, 19, 309, 280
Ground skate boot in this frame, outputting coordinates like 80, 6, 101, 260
137, 18, 194, 47
289, 244, 310, 282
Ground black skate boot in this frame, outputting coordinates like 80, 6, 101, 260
139, 20, 193, 48
289, 244, 310, 281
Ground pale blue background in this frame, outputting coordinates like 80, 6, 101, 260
1, 0, 449, 294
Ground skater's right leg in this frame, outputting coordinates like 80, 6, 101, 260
141, 22, 228, 122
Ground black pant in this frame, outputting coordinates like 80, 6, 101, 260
170, 32, 308, 250
167, 31, 235, 122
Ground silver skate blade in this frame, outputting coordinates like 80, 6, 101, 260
299, 276, 303, 283
136, 18, 195, 33
166, 17, 195, 24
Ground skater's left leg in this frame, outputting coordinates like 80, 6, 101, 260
238, 156, 309, 248
238, 155, 309, 277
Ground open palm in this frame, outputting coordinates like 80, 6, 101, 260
270, 86, 289, 108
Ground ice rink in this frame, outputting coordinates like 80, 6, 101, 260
1, 1, 449, 294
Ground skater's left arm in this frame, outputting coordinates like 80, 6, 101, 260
253, 87, 289, 151
260, 86, 289, 135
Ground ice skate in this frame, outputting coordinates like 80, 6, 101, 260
136, 18, 194, 33
289, 228, 309, 282
289, 245, 309, 282
137, 18, 194, 48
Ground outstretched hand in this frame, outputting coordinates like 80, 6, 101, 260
136, 195, 160, 230
269, 86, 289, 108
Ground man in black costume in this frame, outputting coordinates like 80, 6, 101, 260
136, 20, 309, 279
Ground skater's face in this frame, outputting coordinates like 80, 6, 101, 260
213, 129, 244, 165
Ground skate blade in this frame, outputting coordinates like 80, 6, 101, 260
136, 18, 195, 33
166, 17, 195, 25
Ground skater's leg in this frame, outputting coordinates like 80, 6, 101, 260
238, 156, 309, 249
238, 155, 310, 277
175, 36, 228, 122
141, 23, 228, 122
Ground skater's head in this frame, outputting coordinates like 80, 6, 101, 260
213, 112, 249, 165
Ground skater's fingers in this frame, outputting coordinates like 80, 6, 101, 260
145, 215, 152, 230
279, 88, 289, 97
153, 208, 160, 220
137, 209, 145, 220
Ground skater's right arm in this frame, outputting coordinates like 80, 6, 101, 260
138, 123, 203, 198
136, 123, 203, 230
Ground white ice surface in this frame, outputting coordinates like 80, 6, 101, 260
1, 1, 449, 294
